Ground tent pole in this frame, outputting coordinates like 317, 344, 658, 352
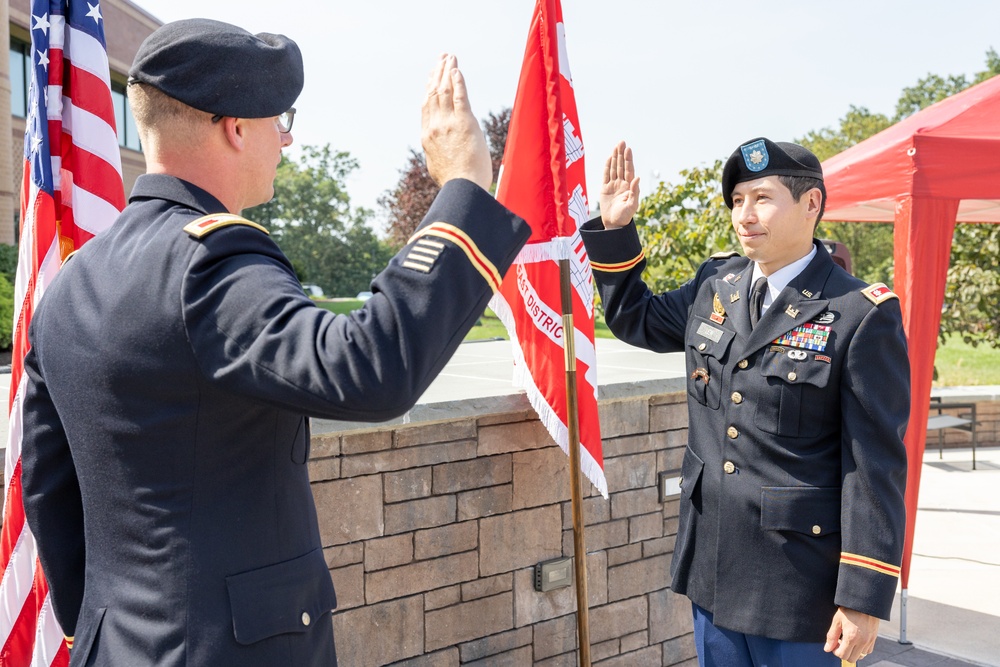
898, 588, 912, 645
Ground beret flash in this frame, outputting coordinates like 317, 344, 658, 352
128, 18, 303, 119
721, 138, 823, 209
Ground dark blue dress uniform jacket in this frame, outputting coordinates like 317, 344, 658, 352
20, 174, 529, 666
580, 220, 909, 642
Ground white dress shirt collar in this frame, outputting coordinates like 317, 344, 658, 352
751, 244, 817, 313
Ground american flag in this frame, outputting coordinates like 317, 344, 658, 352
0, 1, 124, 664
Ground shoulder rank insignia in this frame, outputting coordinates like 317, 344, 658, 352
183, 214, 269, 239
709, 250, 740, 260
861, 282, 898, 306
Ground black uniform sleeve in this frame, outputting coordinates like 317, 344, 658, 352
20, 346, 84, 636
183, 179, 529, 422
580, 218, 700, 353
834, 298, 910, 619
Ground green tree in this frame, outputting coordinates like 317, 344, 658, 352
246, 145, 392, 296
381, 108, 511, 248
796, 106, 896, 285
633, 161, 737, 293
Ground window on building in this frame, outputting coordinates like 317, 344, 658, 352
10, 39, 30, 118
111, 85, 141, 152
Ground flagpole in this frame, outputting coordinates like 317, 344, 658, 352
560, 258, 592, 667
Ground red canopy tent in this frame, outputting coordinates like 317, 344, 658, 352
821, 73, 1000, 640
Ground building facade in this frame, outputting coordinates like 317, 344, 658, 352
2, 0, 160, 245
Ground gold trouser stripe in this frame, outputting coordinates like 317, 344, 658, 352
408, 223, 501, 292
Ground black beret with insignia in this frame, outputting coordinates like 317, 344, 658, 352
128, 18, 303, 119
721, 138, 823, 209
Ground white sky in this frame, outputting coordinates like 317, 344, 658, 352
133, 0, 1000, 230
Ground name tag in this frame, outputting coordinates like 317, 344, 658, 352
696, 322, 723, 343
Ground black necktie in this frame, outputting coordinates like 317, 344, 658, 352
749, 276, 768, 328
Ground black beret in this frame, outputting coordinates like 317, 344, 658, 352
128, 18, 303, 119
721, 138, 823, 208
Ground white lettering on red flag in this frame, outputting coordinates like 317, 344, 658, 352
1, 2, 124, 664
489, 0, 606, 497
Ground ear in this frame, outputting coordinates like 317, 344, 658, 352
805, 187, 822, 218
221, 117, 247, 151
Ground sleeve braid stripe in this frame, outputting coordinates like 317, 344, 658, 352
590, 252, 645, 273
408, 223, 502, 292
840, 552, 900, 577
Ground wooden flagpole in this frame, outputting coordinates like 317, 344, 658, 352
559, 258, 592, 667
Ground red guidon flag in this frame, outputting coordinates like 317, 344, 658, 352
489, 0, 606, 497
1, 1, 125, 664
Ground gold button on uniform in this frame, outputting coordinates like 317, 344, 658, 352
301, 612, 311, 626
698, 342, 707, 351
723, 461, 736, 474
738, 359, 749, 369
787, 371, 797, 382
727, 426, 739, 439
731, 392, 743, 404
812, 525, 822, 535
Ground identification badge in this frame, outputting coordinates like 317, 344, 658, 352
696, 322, 723, 343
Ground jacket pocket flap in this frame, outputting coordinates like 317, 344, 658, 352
759, 349, 831, 387
761, 486, 840, 536
690, 317, 735, 360
680, 448, 705, 501
226, 548, 337, 645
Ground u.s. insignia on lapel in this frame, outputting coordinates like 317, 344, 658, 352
773, 322, 832, 352
711, 293, 727, 324
402, 238, 446, 273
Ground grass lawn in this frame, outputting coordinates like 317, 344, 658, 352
933, 336, 1000, 386
317, 300, 1000, 387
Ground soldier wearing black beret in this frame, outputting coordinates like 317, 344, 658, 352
21, 18, 529, 667
580, 140, 908, 666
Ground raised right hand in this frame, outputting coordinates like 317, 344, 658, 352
420, 54, 493, 191
599, 140, 641, 229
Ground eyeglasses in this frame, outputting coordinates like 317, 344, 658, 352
210, 107, 295, 133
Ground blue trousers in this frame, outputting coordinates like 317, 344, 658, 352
693, 603, 841, 667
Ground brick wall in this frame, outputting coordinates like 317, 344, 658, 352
311, 392, 698, 667
925, 399, 1000, 452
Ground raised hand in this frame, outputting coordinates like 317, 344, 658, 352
599, 140, 641, 229
420, 54, 493, 191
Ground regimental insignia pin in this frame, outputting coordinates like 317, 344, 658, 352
741, 139, 769, 172
785, 305, 800, 318
802, 289, 814, 298
711, 293, 727, 324
724, 273, 736, 283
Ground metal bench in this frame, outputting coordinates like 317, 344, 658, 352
927, 397, 978, 470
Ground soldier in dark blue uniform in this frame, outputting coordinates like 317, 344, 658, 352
20, 19, 529, 667
580, 139, 909, 666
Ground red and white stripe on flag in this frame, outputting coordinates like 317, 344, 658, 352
489, 0, 606, 497
1, 1, 124, 664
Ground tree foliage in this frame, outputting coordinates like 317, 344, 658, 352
380, 108, 511, 249
633, 161, 736, 293
378, 149, 439, 249
245, 144, 392, 296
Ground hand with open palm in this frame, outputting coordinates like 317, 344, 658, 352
599, 140, 641, 229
